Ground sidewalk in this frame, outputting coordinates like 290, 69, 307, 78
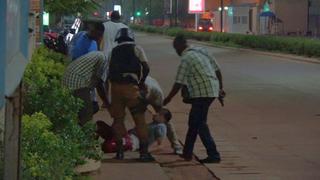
88, 105, 218, 180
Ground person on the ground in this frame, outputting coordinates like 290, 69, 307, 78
68, 23, 106, 113
108, 27, 153, 162
96, 108, 172, 153
62, 24, 109, 126
142, 76, 183, 154
163, 34, 225, 164
102, 11, 128, 59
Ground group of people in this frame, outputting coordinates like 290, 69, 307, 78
62, 11, 225, 164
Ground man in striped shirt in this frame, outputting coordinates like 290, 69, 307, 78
63, 51, 109, 126
164, 35, 225, 164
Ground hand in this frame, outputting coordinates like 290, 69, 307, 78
219, 89, 226, 97
218, 89, 226, 107
163, 97, 171, 106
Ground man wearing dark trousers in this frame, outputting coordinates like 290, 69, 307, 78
164, 35, 225, 164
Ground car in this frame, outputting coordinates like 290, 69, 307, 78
198, 19, 213, 32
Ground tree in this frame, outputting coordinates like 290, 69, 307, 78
44, 0, 102, 15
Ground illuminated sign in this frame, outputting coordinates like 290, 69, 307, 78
189, 0, 205, 14
43, 12, 49, 26
114, 5, 122, 15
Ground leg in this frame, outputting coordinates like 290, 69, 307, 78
183, 100, 203, 158
126, 84, 154, 161
166, 121, 183, 154
196, 98, 220, 159
110, 83, 127, 159
73, 88, 93, 126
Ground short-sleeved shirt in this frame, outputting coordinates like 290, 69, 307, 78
103, 21, 128, 58
69, 31, 98, 60
175, 46, 221, 98
62, 51, 108, 90
144, 76, 164, 109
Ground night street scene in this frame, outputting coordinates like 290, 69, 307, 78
1, 0, 320, 179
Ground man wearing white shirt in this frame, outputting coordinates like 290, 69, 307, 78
102, 11, 128, 59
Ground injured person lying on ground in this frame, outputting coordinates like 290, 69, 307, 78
96, 108, 172, 153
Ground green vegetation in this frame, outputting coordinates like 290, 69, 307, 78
22, 47, 101, 180
44, 0, 102, 15
130, 25, 320, 58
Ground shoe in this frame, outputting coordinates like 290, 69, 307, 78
174, 148, 183, 155
139, 153, 155, 162
199, 157, 221, 164
114, 151, 124, 160
179, 154, 192, 161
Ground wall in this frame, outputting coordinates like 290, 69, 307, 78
1, 0, 30, 179
274, 0, 308, 34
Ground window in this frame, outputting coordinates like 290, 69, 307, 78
233, 16, 241, 24
242, 16, 248, 24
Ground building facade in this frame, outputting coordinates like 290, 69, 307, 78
204, 0, 314, 35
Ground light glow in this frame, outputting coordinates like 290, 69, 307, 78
189, 0, 205, 13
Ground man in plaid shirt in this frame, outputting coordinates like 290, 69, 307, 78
63, 51, 109, 126
164, 35, 225, 164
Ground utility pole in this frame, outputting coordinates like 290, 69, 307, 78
220, 0, 223, 32
307, 0, 311, 34
149, 0, 152, 25
175, 0, 178, 26
133, 0, 135, 23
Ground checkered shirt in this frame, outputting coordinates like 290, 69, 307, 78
175, 46, 221, 98
63, 51, 108, 90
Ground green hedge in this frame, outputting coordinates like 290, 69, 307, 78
22, 47, 101, 180
130, 25, 320, 58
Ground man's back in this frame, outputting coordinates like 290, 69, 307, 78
103, 21, 128, 58
69, 31, 97, 60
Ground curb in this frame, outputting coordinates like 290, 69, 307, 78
188, 39, 320, 64
137, 31, 320, 65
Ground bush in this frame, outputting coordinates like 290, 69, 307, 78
22, 47, 101, 179
22, 113, 74, 180
131, 25, 320, 58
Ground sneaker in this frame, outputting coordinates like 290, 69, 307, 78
139, 153, 155, 162
179, 154, 192, 161
174, 148, 183, 155
199, 157, 221, 164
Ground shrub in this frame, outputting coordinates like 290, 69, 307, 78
22, 47, 101, 179
131, 25, 320, 58
22, 113, 74, 180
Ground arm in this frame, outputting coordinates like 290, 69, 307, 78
163, 83, 183, 106
215, 70, 223, 90
140, 62, 150, 84
215, 70, 226, 106
135, 46, 150, 85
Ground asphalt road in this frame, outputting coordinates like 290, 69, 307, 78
135, 32, 320, 180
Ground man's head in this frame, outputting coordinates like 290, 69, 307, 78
153, 108, 172, 123
111, 11, 121, 22
115, 28, 135, 43
173, 34, 188, 56
87, 22, 105, 41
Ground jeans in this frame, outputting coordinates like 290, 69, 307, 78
183, 98, 220, 158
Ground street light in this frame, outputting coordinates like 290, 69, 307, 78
220, 0, 223, 32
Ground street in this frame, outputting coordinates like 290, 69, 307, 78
134, 32, 320, 180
